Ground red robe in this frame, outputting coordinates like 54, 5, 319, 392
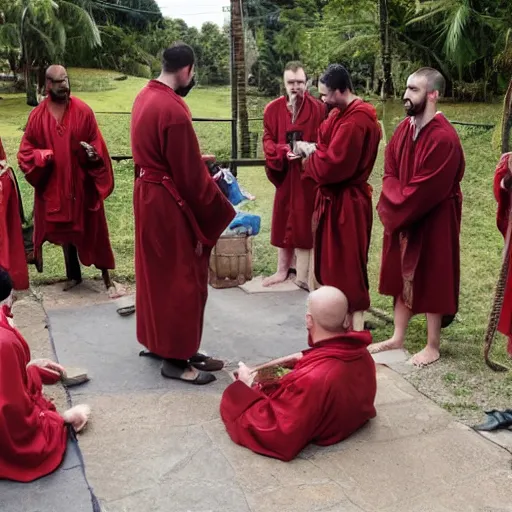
17, 97, 115, 270
220, 331, 377, 462
377, 114, 465, 316
303, 100, 381, 312
0, 306, 67, 482
131, 80, 235, 360
493, 154, 512, 356
0, 139, 29, 290
263, 94, 326, 249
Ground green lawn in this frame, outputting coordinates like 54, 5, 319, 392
1, 68, 510, 420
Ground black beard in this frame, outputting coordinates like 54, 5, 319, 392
404, 97, 427, 117
49, 90, 69, 103
175, 76, 196, 97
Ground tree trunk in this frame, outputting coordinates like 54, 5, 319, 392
232, 0, 250, 158
25, 65, 38, 107
501, 78, 512, 153
379, 0, 393, 99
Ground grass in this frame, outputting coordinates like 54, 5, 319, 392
1, 68, 511, 422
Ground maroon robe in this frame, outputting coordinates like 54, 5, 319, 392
263, 94, 326, 249
377, 114, 465, 316
17, 97, 115, 271
131, 80, 235, 360
493, 154, 512, 357
0, 139, 29, 290
0, 305, 67, 482
220, 331, 377, 462
303, 100, 381, 312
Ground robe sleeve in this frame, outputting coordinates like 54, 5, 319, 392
17, 112, 54, 188
303, 122, 365, 185
165, 118, 235, 242
493, 154, 511, 239
0, 332, 66, 479
378, 136, 462, 233
220, 379, 322, 462
263, 106, 291, 188
81, 108, 114, 201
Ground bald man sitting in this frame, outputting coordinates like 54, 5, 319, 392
220, 286, 377, 461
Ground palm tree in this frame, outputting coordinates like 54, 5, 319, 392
1, 0, 100, 105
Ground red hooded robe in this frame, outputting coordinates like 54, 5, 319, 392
302, 100, 382, 312
220, 331, 377, 462
377, 114, 465, 317
131, 80, 235, 360
0, 306, 67, 482
263, 94, 326, 249
17, 97, 115, 271
0, 138, 29, 290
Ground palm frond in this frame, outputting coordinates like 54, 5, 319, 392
59, 1, 101, 47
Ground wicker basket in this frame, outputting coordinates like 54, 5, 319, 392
209, 234, 253, 288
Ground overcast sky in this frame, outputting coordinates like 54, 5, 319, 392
156, 0, 228, 29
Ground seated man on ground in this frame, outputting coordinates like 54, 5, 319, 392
0, 267, 90, 482
220, 286, 377, 461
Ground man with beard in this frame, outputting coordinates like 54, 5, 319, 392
0, 137, 29, 291
299, 64, 381, 330
17, 65, 117, 295
131, 43, 235, 384
262, 62, 326, 289
492, 152, 512, 359
369, 68, 465, 366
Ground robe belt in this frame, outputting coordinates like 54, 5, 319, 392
316, 182, 373, 225
136, 167, 216, 246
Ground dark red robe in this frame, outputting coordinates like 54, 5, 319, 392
377, 114, 465, 316
303, 100, 381, 312
493, 154, 512, 356
0, 306, 67, 482
220, 331, 377, 461
131, 80, 235, 360
0, 139, 29, 290
263, 94, 326, 249
17, 97, 115, 270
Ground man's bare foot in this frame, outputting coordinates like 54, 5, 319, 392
409, 346, 440, 367
262, 271, 289, 287
62, 404, 91, 433
107, 282, 126, 299
368, 338, 404, 354
63, 279, 82, 291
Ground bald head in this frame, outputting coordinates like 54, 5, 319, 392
45, 65, 70, 103
307, 286, 349, 333
412, 67, 445, 96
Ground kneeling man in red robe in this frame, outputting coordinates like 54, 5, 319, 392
370, 68, 465, 366
220, 286, 377, 461
492, 152, 512, 358
0, 268, 91, 482
0, 137, 29, 291
17, 65, 117, 295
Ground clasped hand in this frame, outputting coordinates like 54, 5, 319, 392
80, 141, 99, 161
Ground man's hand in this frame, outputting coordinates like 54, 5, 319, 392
27, 359, 65, 376
80, 141, 99, 162
237, 362, 255, 387
286, 151, 301, 161
502, 152, 512, 190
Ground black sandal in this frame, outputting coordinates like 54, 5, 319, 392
189, 353, 224, 371
161, 360, 216, 385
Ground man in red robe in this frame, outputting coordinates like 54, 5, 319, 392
0, 137, 29, 291
220, 286, 377, 461
493, 152, 512, 358
369, 68, 465, 366
17, 65, 117, 295
131, 43, 235, 385
0, 267, 90, 483
262, 62, 326, 289
301, 64, 381, 330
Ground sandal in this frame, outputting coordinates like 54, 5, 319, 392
189, 352, 224, 371
161, 360, 216, 385
117, 305, 135, 317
